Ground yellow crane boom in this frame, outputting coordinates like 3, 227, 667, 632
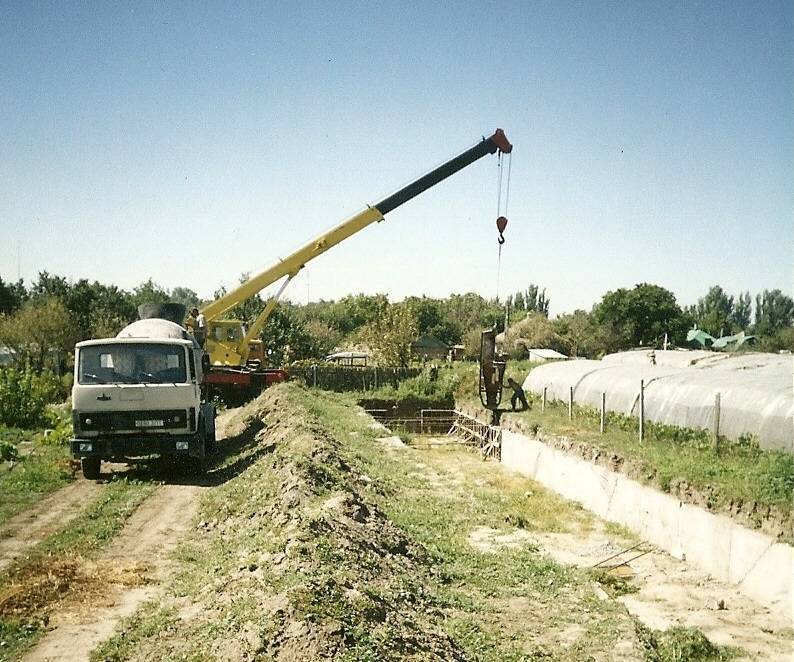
202, 129, 513, 368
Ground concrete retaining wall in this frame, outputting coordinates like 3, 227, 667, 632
501, 429, 794, 618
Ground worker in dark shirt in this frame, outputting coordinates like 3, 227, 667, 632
506, 377, 529, 411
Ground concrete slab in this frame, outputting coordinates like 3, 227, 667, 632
500, 430, 794, 618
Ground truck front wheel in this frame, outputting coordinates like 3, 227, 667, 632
81, 456, 101, 480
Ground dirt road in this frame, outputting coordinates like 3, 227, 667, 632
22, 482, 203, 662
0, 481, 102, 573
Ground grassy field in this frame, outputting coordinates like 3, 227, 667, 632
0, 423, 74, 527
93, 383, 738, 661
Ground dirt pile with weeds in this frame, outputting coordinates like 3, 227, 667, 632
111, 388, 465, 661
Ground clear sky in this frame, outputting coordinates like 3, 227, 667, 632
1, 1, 791, 316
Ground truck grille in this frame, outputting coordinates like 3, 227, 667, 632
78, 410, 188, 432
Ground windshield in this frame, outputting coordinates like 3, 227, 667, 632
78, 343, 187, 385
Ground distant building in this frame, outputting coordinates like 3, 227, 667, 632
687, 329, 716, 349
526, 348, 567, 363
0, 346, 15, 366
449, 344, 466, 361
712, 331, 757, 350
325, 351, 368, 367
410, 335, 448, 361
687, 329, 756, 351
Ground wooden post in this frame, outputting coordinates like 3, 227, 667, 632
420, 410, 425, 435
568, 386, 574, 420
374, 366, 378, 390
713, 392, 721, 451
312, 364, 317, 388
600, 392, 606, 434
542, 386, 547, 413
639, 379, 645, 443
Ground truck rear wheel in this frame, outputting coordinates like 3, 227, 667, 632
81, 456, 101, 480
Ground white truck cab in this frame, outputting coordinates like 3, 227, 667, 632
71, 317, 215, 479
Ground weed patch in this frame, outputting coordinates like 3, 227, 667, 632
0, 430, 73, 527
0, 478, 153, 659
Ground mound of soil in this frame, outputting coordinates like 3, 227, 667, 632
182, 389, 465, 660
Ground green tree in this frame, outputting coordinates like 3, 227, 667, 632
29, 271, 70, 300
0, 368, 48, 427
731, 291, 753, 330
754, 289, 794, 337
170, 286, 202, 309
691, 285, 734, 337
511, 285, 550, 316
0, 297, 78, 371
525, 284, 550, 317
360, 302, 418, 367
757, 327, 794, 352
404, 296, 462, 345
552, 310, 609, 358
443, 293, 503, 336
303, 318, 343, 358
331, 294, 389, 335
130, 279, 170, 309
0, 276, 27, 315
513, 290, 525, 311
29, 274, 136, 340
503, 312, 566, 358
593, 283, 690, 350
261, 304, 313, 367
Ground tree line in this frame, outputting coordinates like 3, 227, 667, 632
1, 271, 792, 373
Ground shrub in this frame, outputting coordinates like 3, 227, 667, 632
367, 371, 458, 409
0, 440, 18, 462
0, 367, 60, 428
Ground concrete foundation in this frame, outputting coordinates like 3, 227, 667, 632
500, 430, 794, 618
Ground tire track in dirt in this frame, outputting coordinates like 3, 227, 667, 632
0, 481, 102, 573
23, 483, 204, 662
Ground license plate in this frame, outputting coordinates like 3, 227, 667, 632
135, 419, 164, 428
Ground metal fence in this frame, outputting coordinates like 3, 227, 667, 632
366, 408, 502, 461
365, 408, 456, 434
537, 380, 724, 448
449, 410, 502, 460
296, 365, 421, 392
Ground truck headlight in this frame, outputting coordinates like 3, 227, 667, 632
176, 441, 189, 450
79, 443, 93, 452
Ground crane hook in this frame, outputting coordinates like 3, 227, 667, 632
496, 216, 508, 245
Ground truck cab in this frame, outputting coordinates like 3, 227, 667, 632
70, 317, 215, 479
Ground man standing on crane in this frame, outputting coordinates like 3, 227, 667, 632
186, 307, 206, 348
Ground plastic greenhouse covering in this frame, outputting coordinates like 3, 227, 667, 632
522, 350, 793, 452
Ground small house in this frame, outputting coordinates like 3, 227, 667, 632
410, 335, 448, 361
526, 348, 567, 363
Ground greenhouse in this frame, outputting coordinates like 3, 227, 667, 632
522, 350, 793, 452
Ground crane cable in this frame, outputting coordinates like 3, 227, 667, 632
495, 151, 513, 301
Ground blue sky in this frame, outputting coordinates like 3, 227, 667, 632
1, 1, 791, 316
